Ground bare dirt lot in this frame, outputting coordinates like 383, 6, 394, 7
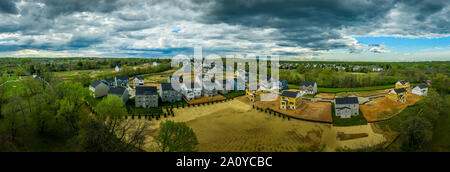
138, 99, 386, 152
360, 94, 422, 122
237, 94, 333, 123
315, 93, 335, 99
184, 94, 226, 105
336, 89, 389, 97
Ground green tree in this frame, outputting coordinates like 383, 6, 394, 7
156, 120, 199, 152
433, 74, 450, 95
78, 95, 148, 152
402, 116, 432, 150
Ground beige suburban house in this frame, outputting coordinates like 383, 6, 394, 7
299, 81, 317, 95
89, 80, 110, 98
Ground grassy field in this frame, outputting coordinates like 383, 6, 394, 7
289, 84, 395, 93
55, 68, 113, 81
221, 91, 245, 99
375, 103, 423, 133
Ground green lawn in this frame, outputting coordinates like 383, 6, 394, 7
3, 80, 25, 96
375, 103, 423, 132
221, 91, 245, 99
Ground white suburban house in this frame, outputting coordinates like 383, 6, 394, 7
133, 76, 144, 86
335, 97, 359, 118
160, 83, 182, 103
234, 78, 246, 91
412, 85, 428, 96
108, 87, 129, 103
135, 86, 158, 108
299, 81, 318, 95
218, 79, 232, 94
89, 80, 109, 98
202, 80, 218, 97
115, 65, 121, 72
181, 82, 202, 100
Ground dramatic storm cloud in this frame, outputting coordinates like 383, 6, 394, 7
0, 0, 449, 61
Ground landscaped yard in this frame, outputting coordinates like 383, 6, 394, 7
221, 91, 245, 99
332, 111, 368, 126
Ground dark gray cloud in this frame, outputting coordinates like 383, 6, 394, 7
0, 0, 448, 58
39, 0, 124, 18
0, 0, 18, 14
187, 0, 449, 52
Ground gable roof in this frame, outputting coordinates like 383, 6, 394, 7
398, 80, 409, 85
394, 88, 407, 93
90, 80, 103, 88
136, 86, 157, 95
160, 83, 175, 91
108, 88, 126, 96
281, 91, 299, 98
300, 81, 316, 87
416, 85, 427, 89
115, 75, 129, 81
134, 76, 144, 80
335, 97, 359, 104
103, 78, 115, 83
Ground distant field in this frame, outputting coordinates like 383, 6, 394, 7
289, 84, 395, 93
55, 68, 113, 80
318, 85, 395, 93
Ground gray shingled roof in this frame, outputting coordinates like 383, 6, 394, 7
300, 81, 316, 87
108, 88, 126, 96
281, 91, 299, 98
417, 85, 427, 89
160, 83, 175, 91
136, 86, 157, 95
134, 76, 144, 80
116, 75, 129, 80
335, 97, 359, 104
394, 88, 407, 93
90, 80, 102, 88
184, 82, 201, 89
399, 80, 409, 85
103, 78, 115, 83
